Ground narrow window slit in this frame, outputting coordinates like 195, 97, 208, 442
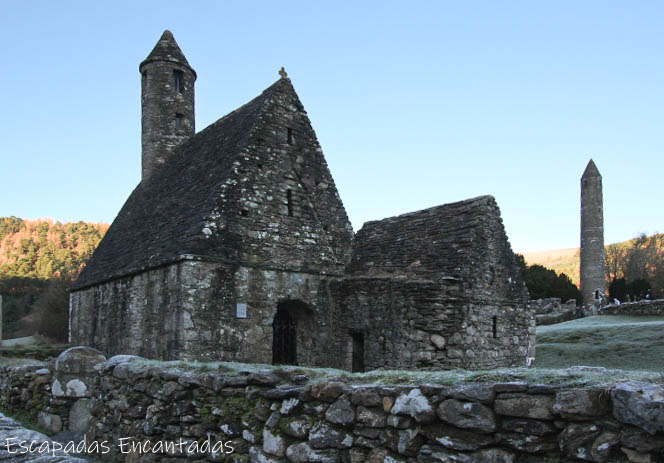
175, 113, 184, 129
287, 190, 293, 216
492, 316, 498, 339
287, 128, 294, 145
173, 70, 184, 93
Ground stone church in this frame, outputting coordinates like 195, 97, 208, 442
70, 31, 534, 371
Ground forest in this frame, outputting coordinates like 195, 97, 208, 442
524, 233, 664, 302
605, 233, 664, 301
0, 217, 108, 340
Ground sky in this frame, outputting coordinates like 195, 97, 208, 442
1, 1, 662, 253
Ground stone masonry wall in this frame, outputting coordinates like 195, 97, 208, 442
71, 260, 338, 366
140, 31, 196, 181
226, 78, 354, 274
328, 277, 534, 371
3, 353, 664, 462
601, 299, 664, 316
328, 278, 461, 371
71, 260, 215, 361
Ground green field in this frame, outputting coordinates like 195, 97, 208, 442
536, 315, 664, 371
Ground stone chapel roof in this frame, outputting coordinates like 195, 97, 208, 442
346, 195, 518, 284
73, 78, 295, 290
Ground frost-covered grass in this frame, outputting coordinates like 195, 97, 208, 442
338, 367, 663, 387
536, 315, 664, 371
0, 357, 47, 368
0, 341, 65, 362
132, 358, 664, 387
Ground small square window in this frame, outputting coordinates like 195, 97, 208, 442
236, 303, 247, 318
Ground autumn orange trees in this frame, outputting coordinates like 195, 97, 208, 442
0, 217, 108, 340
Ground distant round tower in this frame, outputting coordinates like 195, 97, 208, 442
139, 30, 196, 181
580, 159, 606, 307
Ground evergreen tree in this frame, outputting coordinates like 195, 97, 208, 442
516, 255, 582, 304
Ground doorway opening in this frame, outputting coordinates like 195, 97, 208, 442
272, 306, 297, 365
351, 332, 365, 372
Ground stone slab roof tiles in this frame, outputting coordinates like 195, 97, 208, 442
347, 195, 523, 294
73, 78, 294, 290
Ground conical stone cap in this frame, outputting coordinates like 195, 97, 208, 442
582, 159, 601, 179
140, 30, 196, 76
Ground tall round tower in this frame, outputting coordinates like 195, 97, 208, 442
580, 159, 606, 307
139, 30, 196, 181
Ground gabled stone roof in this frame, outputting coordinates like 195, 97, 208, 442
140, 30, 196, 75
73, 78, 294, 290
346, 195, 522, 289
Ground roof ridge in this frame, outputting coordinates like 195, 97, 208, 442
363, 195, 495, 225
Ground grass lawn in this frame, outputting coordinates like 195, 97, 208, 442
536, 315, 664, 371
0, 339, 68, 361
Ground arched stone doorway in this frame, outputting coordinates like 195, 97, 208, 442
272, 306, 297, 365
272, 300, 315, 366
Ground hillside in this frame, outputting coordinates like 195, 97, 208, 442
523, 234, 664, 288
0, 217, 108, 338
0, 217, 108, 279
523, 247, 581, 286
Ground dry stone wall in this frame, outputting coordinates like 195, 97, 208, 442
2, 351, 664, 462
601, 299, 664, 316
532, 298, 577, 326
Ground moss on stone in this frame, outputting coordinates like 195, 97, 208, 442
199, 406, 216, 426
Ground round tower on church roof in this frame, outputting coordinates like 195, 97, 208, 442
139, 30, 196, 181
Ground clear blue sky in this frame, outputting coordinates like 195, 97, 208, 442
2, 1, 662, 253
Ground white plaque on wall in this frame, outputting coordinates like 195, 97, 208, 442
236, 302, 247, 318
